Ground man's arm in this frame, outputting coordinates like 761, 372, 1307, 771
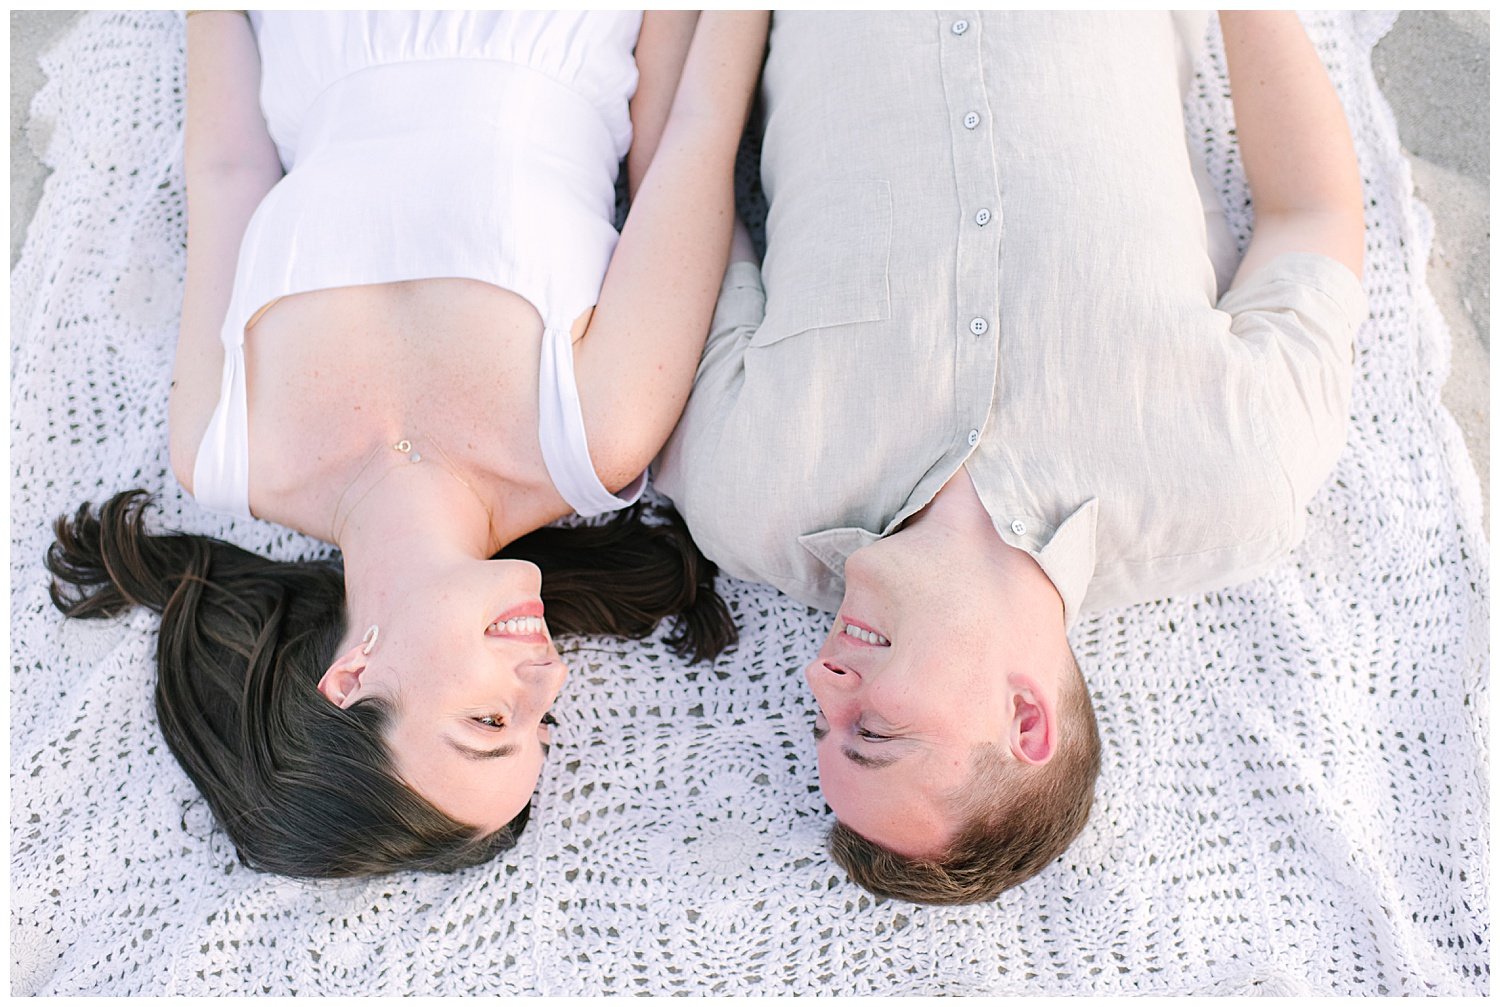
727, 215, 758, 265
1220, 11, 1364, 288
573, 12, 769, 490
169, 11, 283, 492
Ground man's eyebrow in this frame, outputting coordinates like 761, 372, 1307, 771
841, 746, 901, 770
446, 738, 518, 761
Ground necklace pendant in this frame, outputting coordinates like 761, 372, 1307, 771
393, 439, 413, 454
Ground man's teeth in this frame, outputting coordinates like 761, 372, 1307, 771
490, 616, 546, 636
843, 623, 890, 646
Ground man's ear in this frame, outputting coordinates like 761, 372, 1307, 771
1007, 679, 1057, 766
317, 642, 371, 708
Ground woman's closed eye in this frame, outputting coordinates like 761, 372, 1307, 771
856, 726, 893, 742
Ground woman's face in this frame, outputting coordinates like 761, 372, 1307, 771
328, 558, 569, 833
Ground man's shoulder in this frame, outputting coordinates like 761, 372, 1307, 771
654, 462, 852, 610
1079, 467, 1305, 613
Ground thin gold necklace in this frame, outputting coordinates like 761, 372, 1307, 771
329, 429, 496, 549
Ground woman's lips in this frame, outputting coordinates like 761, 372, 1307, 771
488, 600, 548, 643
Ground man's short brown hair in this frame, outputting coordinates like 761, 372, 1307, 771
827, 648, 1101, 905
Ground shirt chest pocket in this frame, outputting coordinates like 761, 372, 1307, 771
753, 178, 893, 348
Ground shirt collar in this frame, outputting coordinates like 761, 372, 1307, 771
796, 498, 1099, 630
796, 526, 879, 586
1020, 498, 1098, 631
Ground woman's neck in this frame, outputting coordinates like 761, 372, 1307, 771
335, 455, 500, 615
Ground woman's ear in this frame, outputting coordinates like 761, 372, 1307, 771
317, 643, 370, 707
1007, 679, 1057, 766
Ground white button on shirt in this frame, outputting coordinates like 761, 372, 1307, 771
656, 13, 1368, 628
1011, 519, 1028, 536
969, 317, 988, 336
963, 111, 980, 129
952, 19, 969, 36
975, 208, 991, 226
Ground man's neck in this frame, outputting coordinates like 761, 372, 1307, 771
904, 465, 994, 536
902, 466, 1065, 617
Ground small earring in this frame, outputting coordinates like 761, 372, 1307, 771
361, 624, 379, 655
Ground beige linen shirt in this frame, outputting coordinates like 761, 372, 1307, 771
655, 12, 1368, 629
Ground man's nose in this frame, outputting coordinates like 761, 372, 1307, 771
806, 658, 861, 692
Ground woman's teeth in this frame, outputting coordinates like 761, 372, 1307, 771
489, 616, 546, 636
843, 623, 890, 646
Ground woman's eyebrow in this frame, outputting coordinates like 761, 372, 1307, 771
446, 738, 518, 761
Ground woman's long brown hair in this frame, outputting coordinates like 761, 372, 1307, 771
46, 489, 736, 878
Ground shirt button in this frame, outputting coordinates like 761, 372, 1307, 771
963, 111, 981, 130
966, 429, 980, 447
969, 316, 989, 336
974, 207, 992, 226
951, 19, 969, 35
1010, 519, 1027, 536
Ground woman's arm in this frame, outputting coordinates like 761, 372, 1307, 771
1219, 11, 1365, 288
572, 11, 769, 489
168, 11, 283, 492
627, 11, 700, 202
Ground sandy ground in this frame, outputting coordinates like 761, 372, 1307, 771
10, 11, 1490, 530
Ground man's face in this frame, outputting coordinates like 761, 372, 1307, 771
803, 535, 1019, 858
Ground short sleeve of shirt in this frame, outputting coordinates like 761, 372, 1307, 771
707, 260, 766, 351
1218, 252, 1368, 511
688, 260, 763, 420
653, 260, 767, 570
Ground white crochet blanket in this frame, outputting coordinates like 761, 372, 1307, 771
10, 11, 1488, 996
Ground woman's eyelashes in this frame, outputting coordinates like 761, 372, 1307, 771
476, 712, 559, 730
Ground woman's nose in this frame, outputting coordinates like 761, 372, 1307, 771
515, 655, 568, 695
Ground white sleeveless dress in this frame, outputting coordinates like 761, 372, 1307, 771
191, 11, 648, 519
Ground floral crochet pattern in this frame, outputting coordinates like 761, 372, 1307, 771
10, 11, 1487, 995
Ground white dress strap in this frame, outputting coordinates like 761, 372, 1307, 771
537, 324, 647, 517
191, 342, 253, 520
